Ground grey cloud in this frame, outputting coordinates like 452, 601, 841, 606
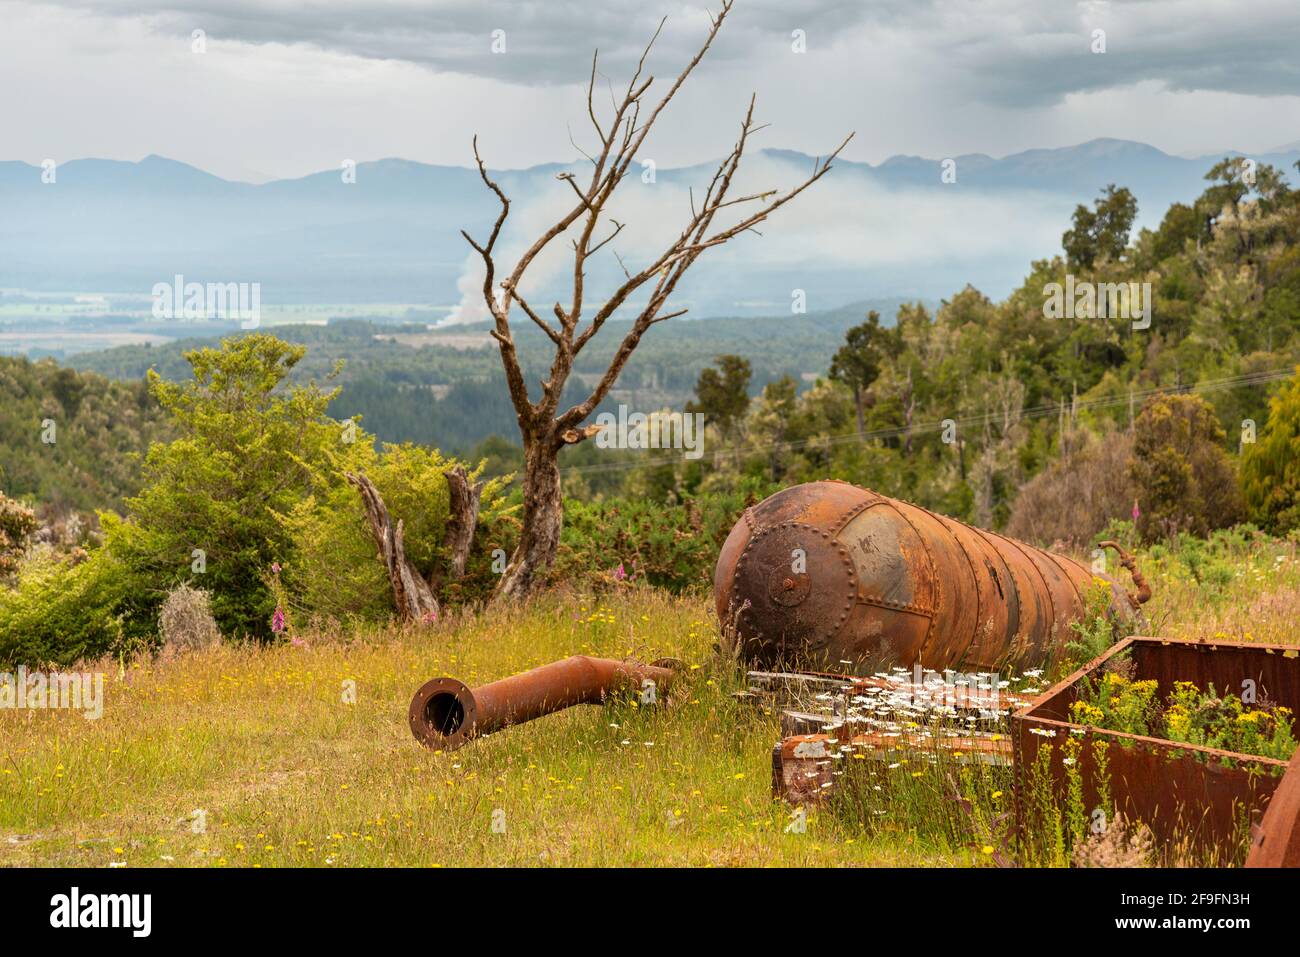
36, 0, 1300, 105
946, 1, 1300, 107
44, 0, 877, 84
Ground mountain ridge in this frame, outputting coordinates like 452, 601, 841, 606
4, 137, 1293, 185
2, 138, 1296, 313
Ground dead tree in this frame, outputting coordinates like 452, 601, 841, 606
462, 0, 852, 600
442, 465, 484, 580
348, 472, 439, 622
348, 468, 483, 622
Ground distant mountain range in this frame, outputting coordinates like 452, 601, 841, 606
2, 138, 1296, 317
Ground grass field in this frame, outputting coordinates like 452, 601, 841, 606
2, 591, 958, 867
4, 530, 1300, 868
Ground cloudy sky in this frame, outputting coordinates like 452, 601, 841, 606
2, 0, 1298, 182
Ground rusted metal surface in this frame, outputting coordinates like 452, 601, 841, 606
773, 734, 838, 803
1012, 636, 1300, 858
409, 655, 678, 750
715, 480, 1141, 674
1246, 749, 1300, 867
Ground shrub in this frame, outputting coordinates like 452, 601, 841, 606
1072, 676, 1297, 765
1128, 393, 1243, 541
158, 583, 220, 657
1061, 576, 1131, 672
1071, 814, 1155, 868
1242, 365, 1300, 532
1095, 517, 1138, 552
0, 545, 148, 668
119, 335, 371, 639
1070, 672, 1161, 737
275, 443, 514, 620
0, 491, 38, 579
554, 491, 750, 592
1163, 682, 1297, 761
1005, 429, 1135, 547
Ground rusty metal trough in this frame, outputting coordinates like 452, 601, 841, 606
1012, 636, 1300, 858
715, 480, 1144, 675
409, 655, 678, 751
1247, 749, 1300, 866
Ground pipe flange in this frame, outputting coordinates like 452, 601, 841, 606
409, 676, 478, 751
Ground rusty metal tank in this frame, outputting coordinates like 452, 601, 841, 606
714, 480, 1143, 674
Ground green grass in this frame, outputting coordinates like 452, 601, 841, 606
1130, 527, 1300, 643
0, 589, 965, 867
6, 530, 1300, 868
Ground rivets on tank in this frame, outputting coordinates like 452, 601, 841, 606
857, 595, 932, 615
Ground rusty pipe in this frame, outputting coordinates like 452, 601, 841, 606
409, 655, 679, 750
715, 480, 1143, 674
1098, 540, 1151, 606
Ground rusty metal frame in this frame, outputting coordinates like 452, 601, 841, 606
773, 730, 1013, 804
1012, 635, 1300, 858
1247, 749, 1300, 867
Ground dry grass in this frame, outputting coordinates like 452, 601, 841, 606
158, 583, 220, 659
1138, 532, 1300, 643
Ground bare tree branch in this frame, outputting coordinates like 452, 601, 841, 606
461, 0, 851, 600
557, 121, 853, 429
505, 281, 563, 345
586, 50, 604, 144
460, 137, 536, 425
587, 220, 625, 257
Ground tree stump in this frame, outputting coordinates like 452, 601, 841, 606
346, 472, 439, 622
443, 465, 484, 581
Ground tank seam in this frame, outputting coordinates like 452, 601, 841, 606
917, 504, 984, 670
967, 523, 1025, 664
990, 529, 1058, 653
1042, 550, 1087, 609
881, 501, 940, 657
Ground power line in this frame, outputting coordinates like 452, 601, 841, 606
559, 366, 1294, 476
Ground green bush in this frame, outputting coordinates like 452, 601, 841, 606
116, 335, 369, 639
1242, 366, 1300, 532
1070, 672, 1161, 737
554, 491, 751, 592
1164, 682, 1297, 762
1072, 675, 1297, 765
1128, 393, 1243, 541
0, 545, 150, 668
1061, 576, 1128, 670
